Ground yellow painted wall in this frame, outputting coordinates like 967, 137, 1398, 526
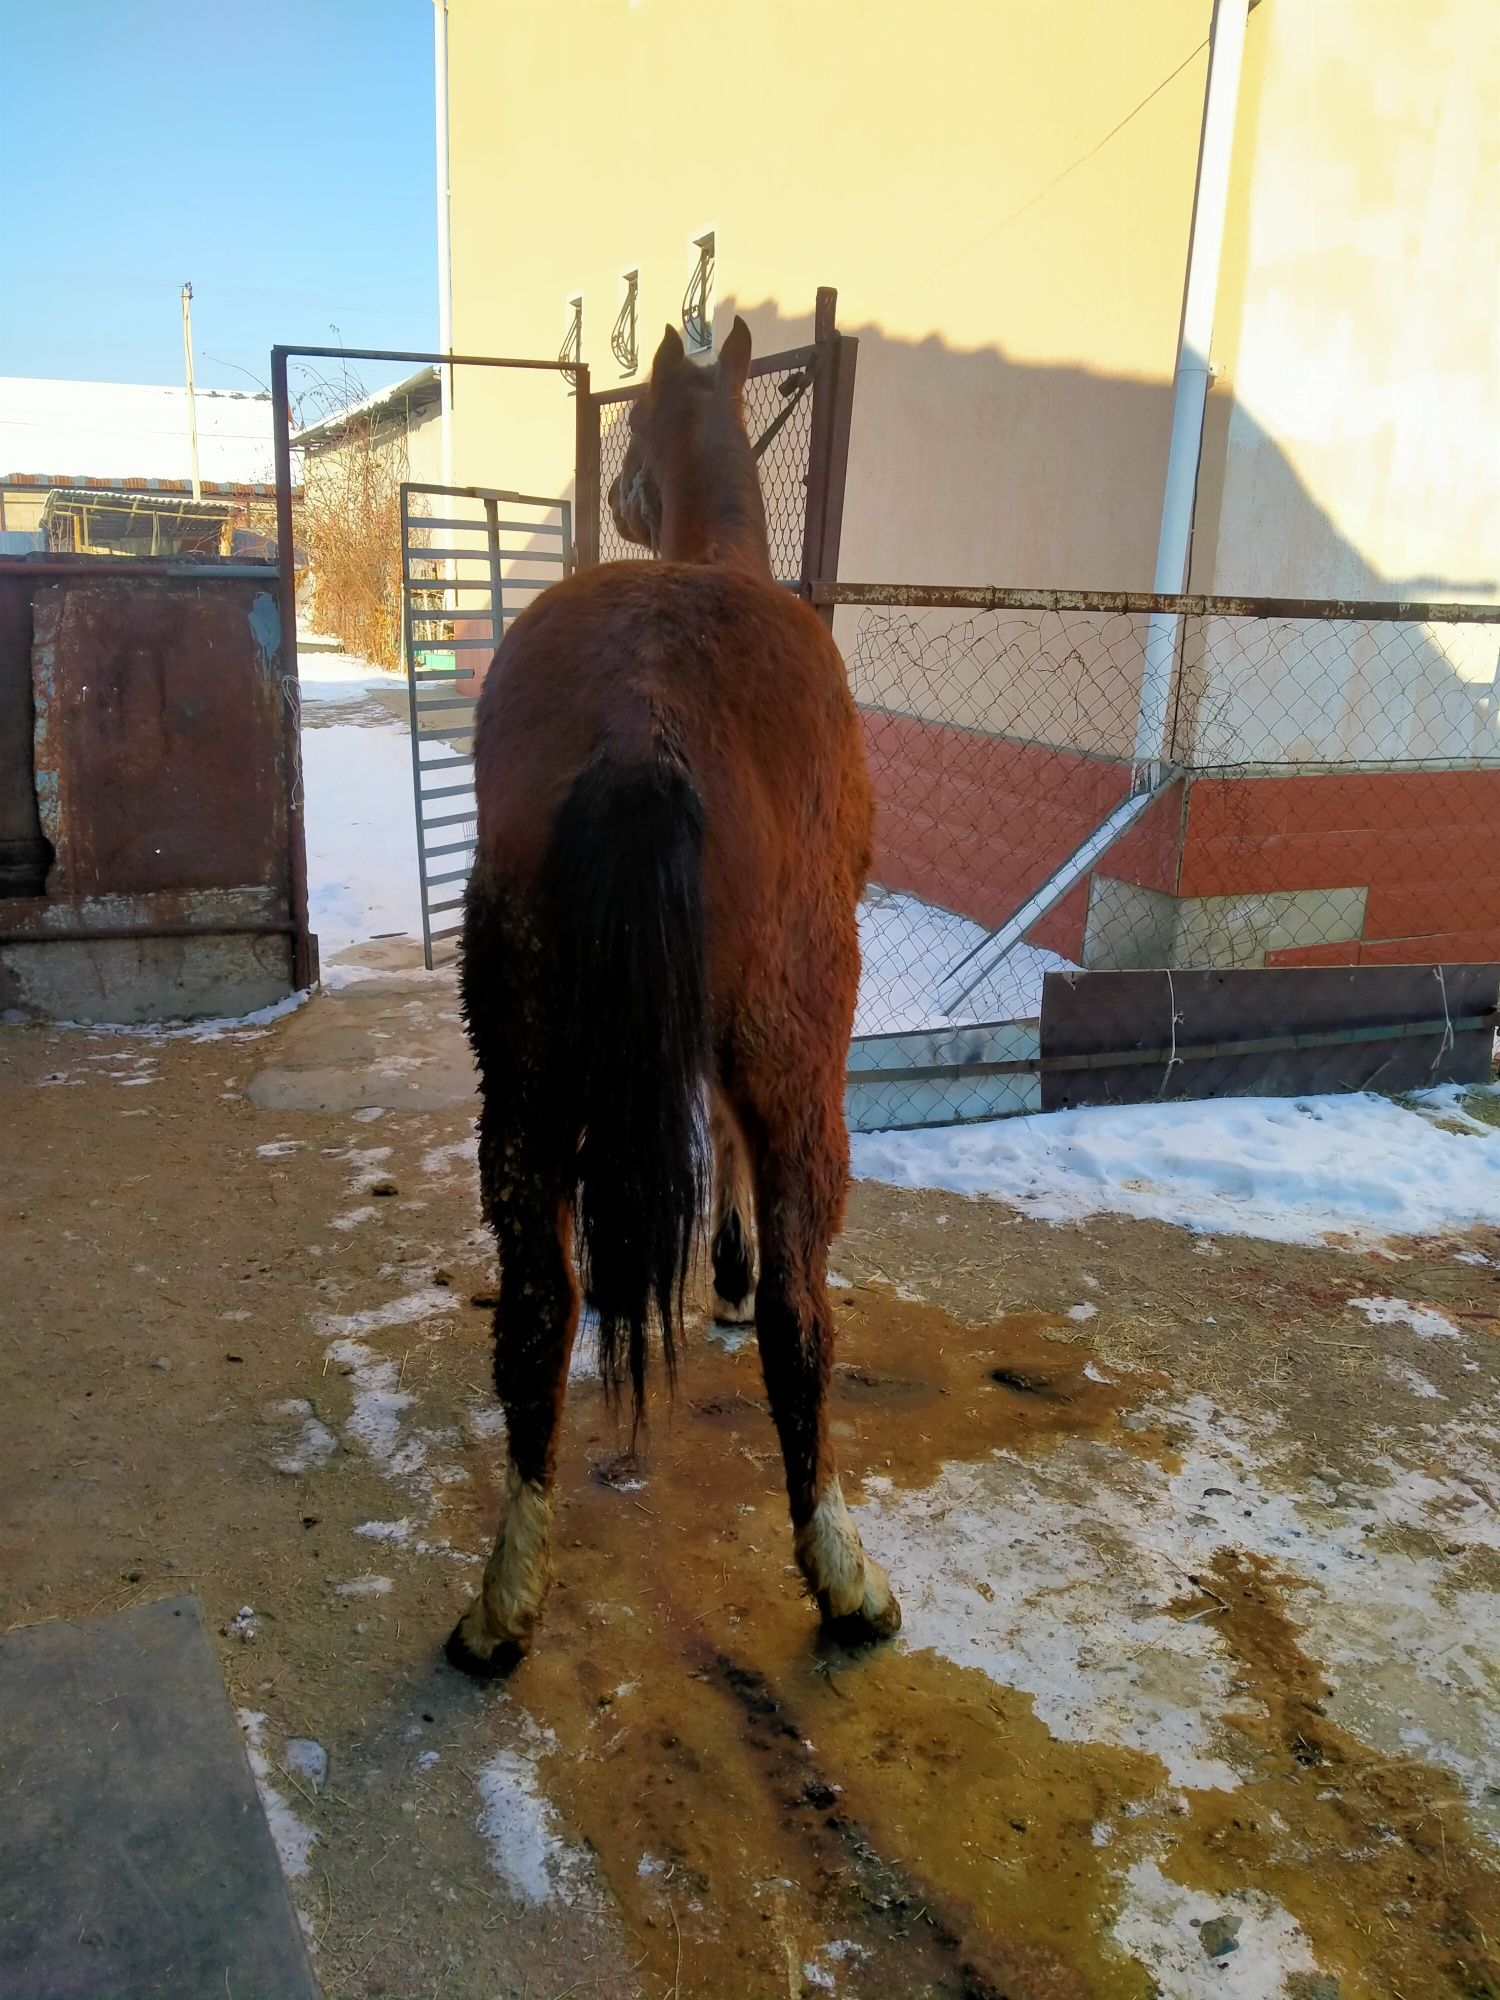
445, 0, 1210, 585
1200, 0, 1500, 605
445, 0, 1496, 607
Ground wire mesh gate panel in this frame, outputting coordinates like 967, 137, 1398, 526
401, 482, 571, 966
577, 303, 857, 595
820, 583, 1500, 1130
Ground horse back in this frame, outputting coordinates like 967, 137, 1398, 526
470, 563, 871, 901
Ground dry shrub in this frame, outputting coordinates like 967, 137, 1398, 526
299, 395, 406, 672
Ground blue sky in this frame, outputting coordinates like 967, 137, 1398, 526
0, 0, 438, 391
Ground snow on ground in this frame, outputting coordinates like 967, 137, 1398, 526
298, 652, 425, 958
1112, 1861, 1317, 2000
474, 1717, 591, 1905
237, 1710, 317, 1879
852, 1085, 1500, 1248
855, 889, 1072, 1034
856, 1384, 1500, 1825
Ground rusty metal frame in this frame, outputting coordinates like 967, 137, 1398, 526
270, 342, 582, 988
813, 581, 1500, 624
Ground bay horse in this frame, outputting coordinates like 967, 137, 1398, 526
446, 319, 900, 1677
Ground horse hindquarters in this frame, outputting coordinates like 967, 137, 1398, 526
448, 732, 712, 1675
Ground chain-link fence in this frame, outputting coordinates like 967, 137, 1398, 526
826, 584, 1500, 1124
591, 350, 823, 582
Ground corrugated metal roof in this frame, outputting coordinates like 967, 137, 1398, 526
41, 487, 236, 521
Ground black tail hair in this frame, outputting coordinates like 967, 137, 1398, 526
541, 731, 710, 1421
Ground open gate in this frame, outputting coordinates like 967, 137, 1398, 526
400, 481, 571, 965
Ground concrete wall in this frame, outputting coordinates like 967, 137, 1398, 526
0, 561, 300, 1023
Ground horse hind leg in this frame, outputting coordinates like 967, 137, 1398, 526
446, 1106, 578, 1678
710, 1087, 756, 1324
730, 1058, 899, 1642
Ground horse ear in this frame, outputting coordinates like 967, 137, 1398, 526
717, 316, 752, 396
652, 325, 686, 384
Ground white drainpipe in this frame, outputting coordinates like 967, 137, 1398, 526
433, 0, 454, 488
1133, 0, 1251, 778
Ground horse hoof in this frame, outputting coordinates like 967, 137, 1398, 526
713, 1289, 756, 1325
818, 1565, 902, 1648
444, 1619, 527, 1681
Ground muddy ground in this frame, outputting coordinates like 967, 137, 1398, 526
3, 960, 1498, 2000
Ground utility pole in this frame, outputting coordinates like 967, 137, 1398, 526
181, 282, 202, 499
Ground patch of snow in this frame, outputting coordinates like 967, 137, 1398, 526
466, 1401, 507, 1442
475, 1717, 589, 1904
1349, 1295, 1459, 1341
1066, 1302, 1099, 1321
227, 1606, 259, 1643
352, 1105, 387, 1122
237, 1711, 317, 1879
354, 1518, 414, 1544
257, 1140, 304, 1158
704, 1319, 755, 1355
284, 1738, 328, 1790
336, 1575, 393, 1597
421, 1135, 478, 1178
318, 1285, 455, 1341
1112, 1858, 1318, 1998
301, 715, 423, 956
272, 1404, 338, 1475
852, 1090, 1500, 1250
298, 651, 396, 696
55, 990, 310, 1041
330, 1205, 379, 1232
856, 1389, 1500, 1811
416, 1749, 441, 1771
855, 890, 1074, 1035
1384, 1360, 1446, 1401
569, 1307, 602, 1381
324, 1338, 421, 1475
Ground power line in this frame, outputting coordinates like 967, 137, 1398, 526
909, 35, 1211, 296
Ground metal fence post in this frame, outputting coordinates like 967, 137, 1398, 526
800, 288, 858, 627
573, 363, 598, 568
270, 345, 315, 990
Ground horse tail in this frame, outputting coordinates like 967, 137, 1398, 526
541, 722, 710, 1422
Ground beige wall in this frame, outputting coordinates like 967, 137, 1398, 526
445, 0, 1209, 585
446, 0, 1496, 618
1199, 0, 1500, 607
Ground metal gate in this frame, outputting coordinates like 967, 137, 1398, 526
400, 481, 572, 965
574, 286, 858, 604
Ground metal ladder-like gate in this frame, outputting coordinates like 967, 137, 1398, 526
400, 481, 572, 966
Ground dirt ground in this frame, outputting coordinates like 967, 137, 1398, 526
3, 958, 1498, 2000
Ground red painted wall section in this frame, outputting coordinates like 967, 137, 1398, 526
1185, 770, 1500, 967
860, 710, 1500, 972
859, 708, 1193, 963
859, 711, 1133, 934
